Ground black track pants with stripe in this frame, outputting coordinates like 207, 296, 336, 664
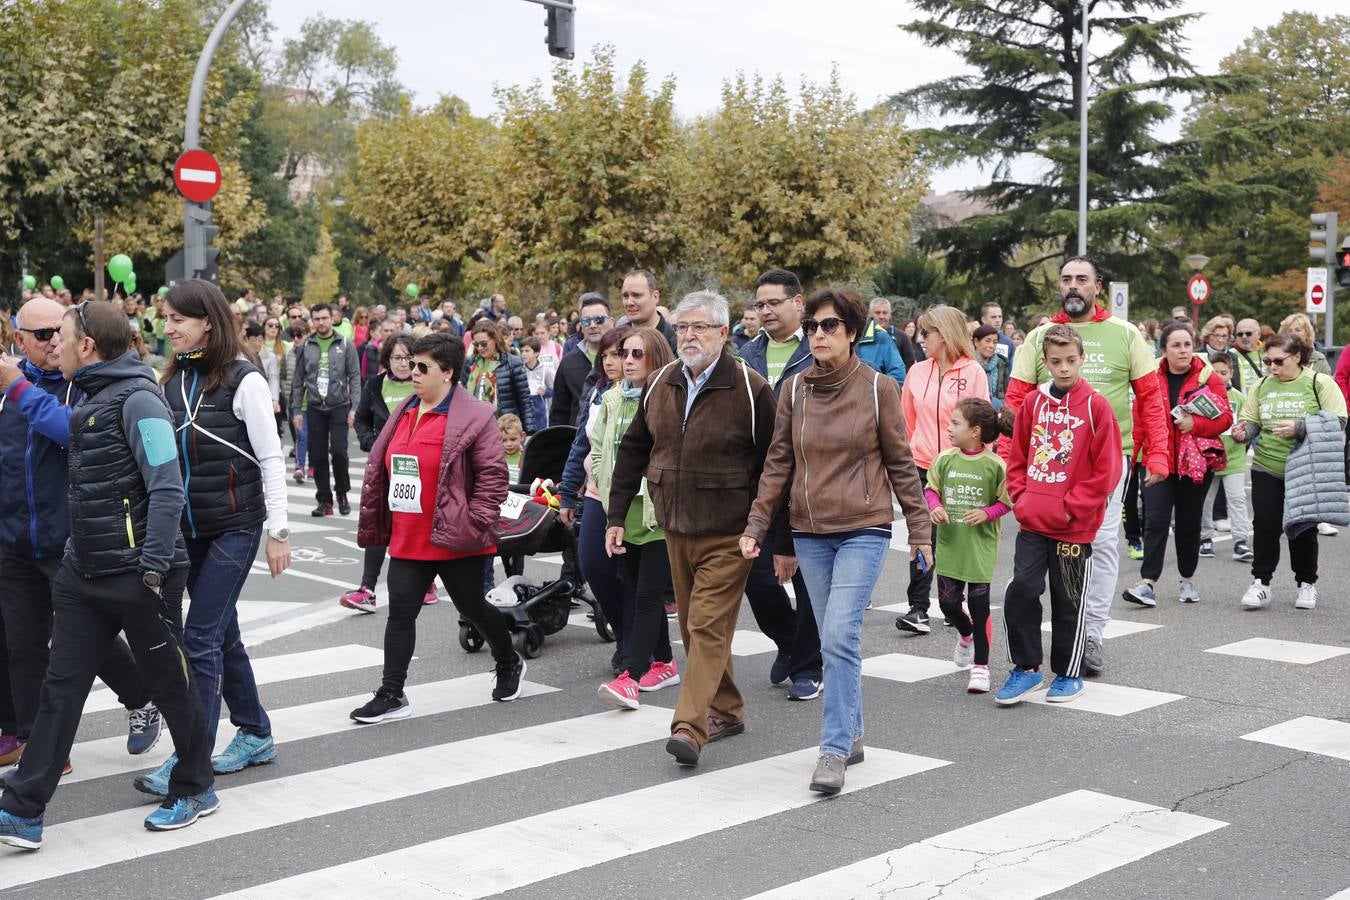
1002, 530, 1092, 677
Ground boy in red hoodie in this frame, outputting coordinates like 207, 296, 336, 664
997, 325, 1122, 706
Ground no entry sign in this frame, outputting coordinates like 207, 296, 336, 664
173, 149, 222, 204
1307, 267, 1328, 314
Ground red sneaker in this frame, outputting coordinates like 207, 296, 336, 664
597, 673, 640, 710
339, 586, 377, 614
638, 659, 681, 693
422, 587, 439, 605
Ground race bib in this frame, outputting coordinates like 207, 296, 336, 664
316, 373, 330, 398
388, 454, 422, 514
499, 492, 529, 520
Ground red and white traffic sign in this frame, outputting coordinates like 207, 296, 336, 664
1186, 274, 1211, 305
173, 149, 222, 203
1307, 267, 1328, 314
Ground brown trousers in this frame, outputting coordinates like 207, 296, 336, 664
664, 530, 754, 746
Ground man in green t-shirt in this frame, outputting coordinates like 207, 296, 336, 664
1002, 256, 1172, 677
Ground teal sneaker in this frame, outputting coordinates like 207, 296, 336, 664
1046, 675, 1084, 703
0, 809, 42, 850
144, 788, 220, 831
994, 668, 1043, 706
212, 729, 276, 774
133, 754, 177, 799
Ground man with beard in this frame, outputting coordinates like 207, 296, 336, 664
1001, 256, 1169, 677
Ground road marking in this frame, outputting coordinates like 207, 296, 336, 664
243, 604, 359, 647
1205, 637, 1350, 665
862, 652, 963, 683
9, 708, 672, 889
1043, 618, 1160, 639
279, 520, 342, 535
325, 536, 363, 550
747, 789, 1225, 899
672, 629, 778, 656
63, 674, 557, 785
253, 562, 356, 591
85, 645, 383, 713
1243, 716, 1350, 762
201, 600, 308, 626
1025, 682, 1185, 716
214, 747, 950, 898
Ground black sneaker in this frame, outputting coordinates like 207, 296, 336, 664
895, 608, 931, 634
311, 501, 333, 517
492, 653, 526, 702
1233, 540, 1253, 562
350, 690, 410, 724
1198, 539, 1215, 559
769, 651, 792, 686
337, 494, 351, 516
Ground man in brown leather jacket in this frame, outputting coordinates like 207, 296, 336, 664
606, 290, 777, 767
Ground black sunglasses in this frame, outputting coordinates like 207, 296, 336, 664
802, 317, 845, 335
412, 361, 438, 375
1263, 355, 1289, 367
18, 326, 58, 342
1236, 330, 1256, 337
619, 347, 645, 360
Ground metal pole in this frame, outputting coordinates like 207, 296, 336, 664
182, 0, 247, 277
1077, 1, 1090, 256
94, 215, 105, 302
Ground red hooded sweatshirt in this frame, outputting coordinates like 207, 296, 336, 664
1007, 377, 1123, 543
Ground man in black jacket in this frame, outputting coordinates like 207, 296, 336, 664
0, 301, 216, 849
549, 293, 612, 427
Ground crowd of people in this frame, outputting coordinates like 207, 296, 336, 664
1, 255, 1346, 848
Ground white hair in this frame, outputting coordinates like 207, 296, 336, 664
674, 290, 729, 328
869, 297, 892, 312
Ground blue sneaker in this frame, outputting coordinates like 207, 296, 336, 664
127, 702, 163, 755
0, 809, 42, 850
144, 788, 220, 831
788, 675, 822, 701
212, 729, 276, 774
133, 754, 177, 799
994, 668, 1043, 706
1045, 675, 1084, 703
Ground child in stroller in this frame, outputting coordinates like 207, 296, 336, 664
458, 424, 615, 659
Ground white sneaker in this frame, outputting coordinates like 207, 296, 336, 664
1241, 580, 1271, 610
966, 665, 990, 694
1177, 580, 1200, 604
1318, 523, 1339, 536
1215, 519, 1231, 533
953, 636, 975, 669
1295, 582, 1318, 610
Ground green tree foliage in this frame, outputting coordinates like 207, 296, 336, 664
302, 224, 340, 304
687, 71, 925, 289
894, 0, 1232, 311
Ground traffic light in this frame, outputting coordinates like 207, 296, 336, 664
1310, 211, 1339, 266
1338, 243, 1350, 289
545, 4, 574, 60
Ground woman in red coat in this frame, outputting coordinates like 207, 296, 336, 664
1122, 321, 1233, 607
352, 333, 523, 724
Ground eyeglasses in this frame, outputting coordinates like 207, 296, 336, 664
412, 361, 438, 375
390, 355, 412, 363
1264, 355, 1289, 367
1236, 330, 1256, 337
673, 322, 717, 336
18, 327, 58, 342
579, 315, 608, 327
802, 317, 845, 336
619, 347, 645, 360
752, 296, 791, 311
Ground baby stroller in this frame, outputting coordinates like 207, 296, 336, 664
457, 425, 615, 659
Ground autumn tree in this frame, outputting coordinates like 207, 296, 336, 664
303, 225, 340, 304
685, 71, 925, 290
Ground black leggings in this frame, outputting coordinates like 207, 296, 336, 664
1251, 469, 1319, 585
907, 466, 935, 611
361, 546, 386, 590
619, 540, 674, 680
382, 556, 513, 694
1124, 463, 1145, 544
937, 576, 992, 666
1142, 472, 1212, 582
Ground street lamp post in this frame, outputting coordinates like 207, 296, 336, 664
1076, 2, 1090, 256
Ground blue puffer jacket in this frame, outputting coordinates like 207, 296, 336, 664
0, 360, 81, 557
856, 321, 907, 388
461, 352, 538, 433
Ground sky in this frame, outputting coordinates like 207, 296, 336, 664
267, 1, 1318, 193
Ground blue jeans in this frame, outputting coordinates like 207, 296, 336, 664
295, 418, 308, 470
180, 526, 271, 741
793, 531, 889, 758
580, 497, 628, 661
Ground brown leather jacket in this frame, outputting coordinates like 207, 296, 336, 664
608, 346, 777, 536
744, 356, 932, 545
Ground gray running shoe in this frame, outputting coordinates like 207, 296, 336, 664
809, 753, 847, 795
1082, 635, 1105, 676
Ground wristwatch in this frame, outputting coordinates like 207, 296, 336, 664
268, 527, 290, 542
141, 570, 163, 590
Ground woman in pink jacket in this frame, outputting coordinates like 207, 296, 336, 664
896, 305, 990, 635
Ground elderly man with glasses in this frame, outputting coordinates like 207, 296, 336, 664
606, 290, 777, 768
1231, 318, 1264, 393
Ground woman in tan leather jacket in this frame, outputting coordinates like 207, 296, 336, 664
740, 288, 931, 797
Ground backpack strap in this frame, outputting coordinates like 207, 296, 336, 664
741, 361, 756, 446
872, 368, 880, 428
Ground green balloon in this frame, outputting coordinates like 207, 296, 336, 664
158, 286, 170, 298
107, 254, 133, 283
125, 275, 138, 294
405, 283, 420, 299
50, 275, 64, 291
22, 275, 36, 290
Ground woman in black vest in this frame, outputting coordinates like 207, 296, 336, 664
133, 280, 293, 800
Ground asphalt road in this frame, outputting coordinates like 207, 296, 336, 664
7, 457, 1350, 899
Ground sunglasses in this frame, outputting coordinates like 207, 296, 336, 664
19, 326, 58, 342
1236, 330, 1256, 337
579, 315, 608, 327
1263, 355, 1289, 367
802, 317, 845, 335
619, 347, 645, 360
412, 361, 437, 375
473, 341, 491, 350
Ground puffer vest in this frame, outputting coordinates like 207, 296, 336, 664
165, 359, 266, 538
67, 377, 160, 576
